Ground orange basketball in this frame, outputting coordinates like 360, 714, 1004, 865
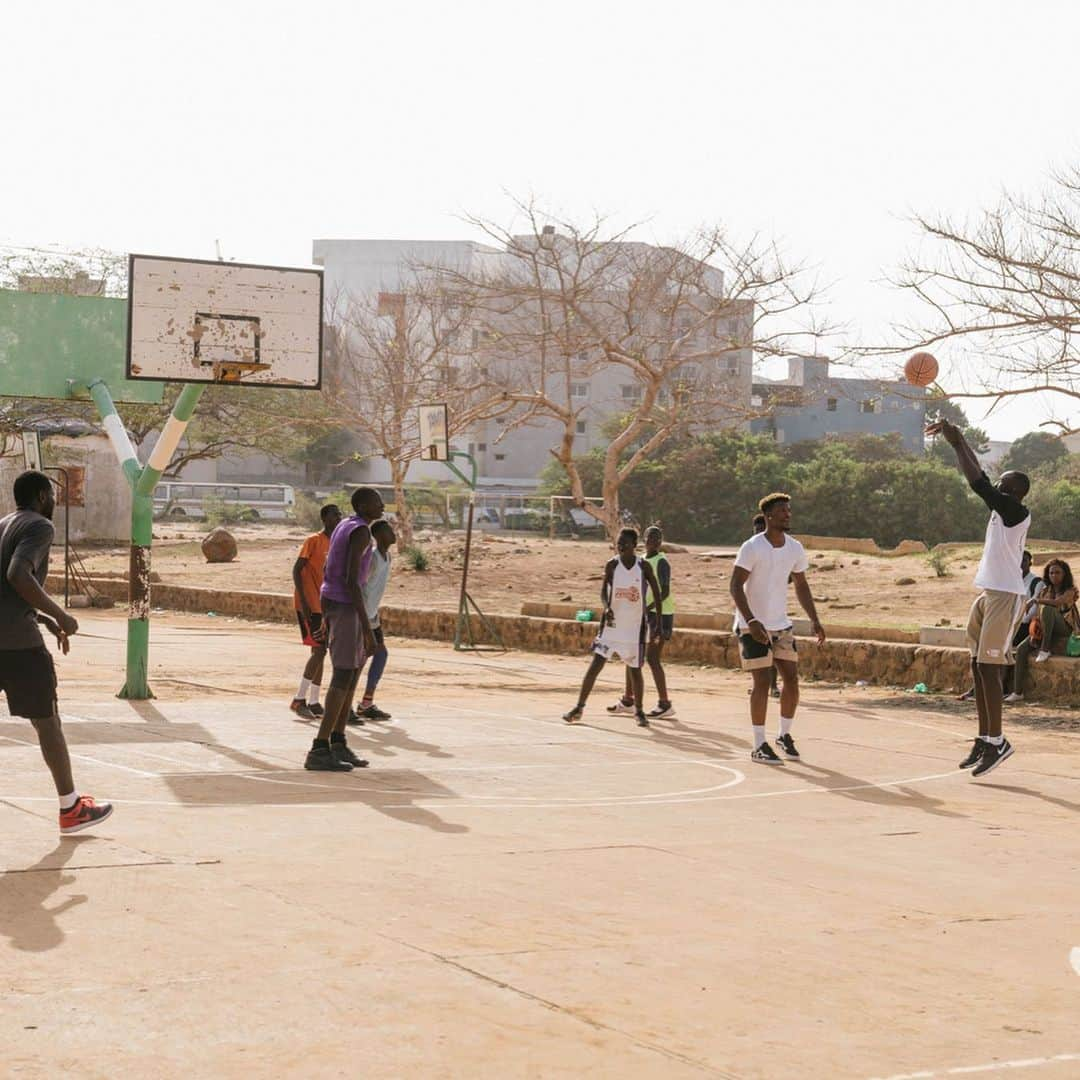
904, 351, 939, 387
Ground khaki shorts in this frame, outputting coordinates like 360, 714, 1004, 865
967, 590, 1026, 665
739, 627, 798, 671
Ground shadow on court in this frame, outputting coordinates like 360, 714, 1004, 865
978, 783, 1080, 814
0, 839, 90, 953
646, 719, 966, 820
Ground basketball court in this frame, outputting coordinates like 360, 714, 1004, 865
2, 610, 1078, 1079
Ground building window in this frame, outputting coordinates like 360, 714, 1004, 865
621, 384, 642, 402
861, 399, 880, 414
826, 398, 838, 412
570, 382, 588, 399
477, 443, 487, 452
751, 394, 764, 407
575, 420, 587, 435
726, 360, 740, 376
494, 453, 506, 461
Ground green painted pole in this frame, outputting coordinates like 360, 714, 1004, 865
90, 380, 206, 699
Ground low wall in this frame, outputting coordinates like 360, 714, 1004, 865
794, 535, 928, 557
49, 575, 1080, 704
520, 602, 919, 644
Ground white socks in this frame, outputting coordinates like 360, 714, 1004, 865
779, 715, 794, 737
59, 791, 78, 810
307, 682, 321, 706
753, 725, 766, 749
296, 677, 311, 701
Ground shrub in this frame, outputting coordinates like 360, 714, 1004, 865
203, 496, 257, 528
927, 548, 950, 577
402, 545, 430, 571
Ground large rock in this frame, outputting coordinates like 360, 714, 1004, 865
202, 528, 238, 563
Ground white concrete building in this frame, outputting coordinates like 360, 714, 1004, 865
312, 236, 753, 492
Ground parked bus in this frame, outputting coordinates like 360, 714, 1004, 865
153, 481, 296, 521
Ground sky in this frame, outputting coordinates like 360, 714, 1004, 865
4, 0, 1079, 441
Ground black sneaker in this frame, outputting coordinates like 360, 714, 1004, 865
776, 733, 800, 759
305, 746, 353, 771
290, 699, 317, 721
308, 702, 324, 718
647, 702, 675, 719
751, 742, 783, 765
358, 704, 392, 721
971, 738, 1013, 778
332, 742, 369, 769
563, 705, 584, 724
635, 711, 650, 727
958, 739, 984, 770
345, 708, 365, 726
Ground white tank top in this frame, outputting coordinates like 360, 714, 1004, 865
974, 512, 1030, 595
608, 557, 647, 637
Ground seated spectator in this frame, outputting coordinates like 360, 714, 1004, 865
1006, 558, 1079, 703
1002, 550, 1047, 695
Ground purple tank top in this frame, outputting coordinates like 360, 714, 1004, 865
320, 516, 374, 604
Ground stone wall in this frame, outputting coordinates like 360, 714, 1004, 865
49, 574, 1080, 704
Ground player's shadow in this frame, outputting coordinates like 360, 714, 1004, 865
976, 783, 1080, 814
639, 718, 747, 759
0, 840, 90, 953
161, 768, 469, 833
355, 721, 454, 760
785, 760, 966, 820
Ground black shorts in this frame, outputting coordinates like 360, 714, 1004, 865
647, 613, 675, 641
296, 611, 324, 647
0, 646, 58, 719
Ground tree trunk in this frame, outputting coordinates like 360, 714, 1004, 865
390, 461, 414, 548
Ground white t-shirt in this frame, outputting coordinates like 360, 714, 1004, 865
733, 533, 809, 632
361, 549, 392, 626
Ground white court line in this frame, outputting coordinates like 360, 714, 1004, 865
1070, 947, 1079, 975
870, 1051, 1080, 1079
0, 734, 159, 778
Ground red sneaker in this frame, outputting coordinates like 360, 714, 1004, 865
59, 795, 114, 835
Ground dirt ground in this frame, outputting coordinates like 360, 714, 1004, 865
71, 522, 1078, 631
3, 610, 1080, 1079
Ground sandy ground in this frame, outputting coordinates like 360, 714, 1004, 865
71, 522, 1078, 631
2, 610, 1079, 1079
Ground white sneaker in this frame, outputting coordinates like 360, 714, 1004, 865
606, 700, 636, 715
1035, 650, 1052, 663
1003, 692, 1024, 703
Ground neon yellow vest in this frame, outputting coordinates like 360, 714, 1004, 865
645, 552, 675, 615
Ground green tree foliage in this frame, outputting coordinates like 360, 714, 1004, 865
999, 431, 1067, 475
541, 433, 989, 547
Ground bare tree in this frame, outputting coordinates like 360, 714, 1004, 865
895, 166, 1080, 435
326, 282, 511, 547
434, 204, 828, 537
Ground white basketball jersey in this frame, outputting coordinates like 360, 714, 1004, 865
608, 558, 647, 638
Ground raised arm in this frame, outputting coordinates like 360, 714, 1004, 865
926, 418, 982, 487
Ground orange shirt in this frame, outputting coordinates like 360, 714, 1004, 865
294, 531, 331, 613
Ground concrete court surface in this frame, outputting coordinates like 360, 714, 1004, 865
1, 611, 1079, 1080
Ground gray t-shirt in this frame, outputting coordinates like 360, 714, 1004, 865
0, 509, 54, 650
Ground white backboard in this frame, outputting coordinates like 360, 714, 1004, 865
127, 255, 323, 388
418, 402, 449, 461
21, 431, 43, 471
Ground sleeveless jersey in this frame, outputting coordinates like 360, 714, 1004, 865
607, 557, 648, 638
320, 515, 373, 604
645, 552, 675, 615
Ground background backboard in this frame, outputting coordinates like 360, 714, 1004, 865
418, 402, 450, 461
0, 288, 164, 404
127, 255, 323, 388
